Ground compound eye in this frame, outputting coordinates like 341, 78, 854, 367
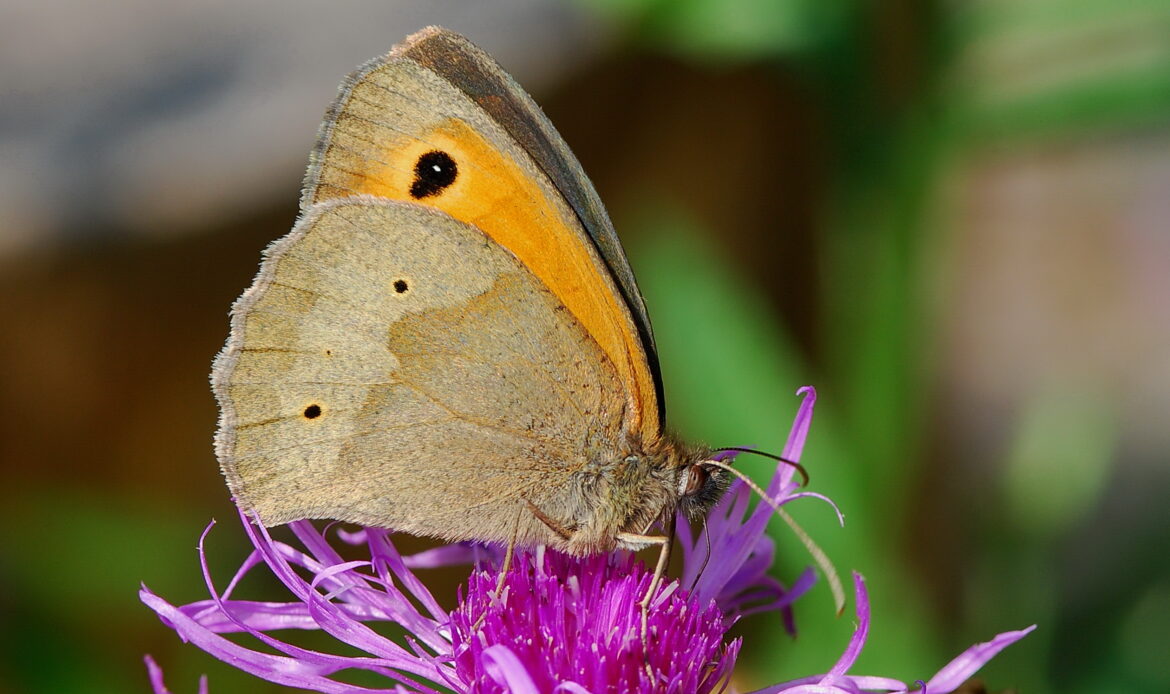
683, 465, 709, 496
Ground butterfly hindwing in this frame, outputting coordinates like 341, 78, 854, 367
213, 199, 628, 547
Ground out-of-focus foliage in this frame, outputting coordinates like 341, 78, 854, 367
954, 0, 1170, 143
583, 0, 1170, 692
583, 0, 844, 59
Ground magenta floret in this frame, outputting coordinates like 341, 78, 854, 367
451, 548, 739, 693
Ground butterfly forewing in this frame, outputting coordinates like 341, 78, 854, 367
300, 27, 662, 439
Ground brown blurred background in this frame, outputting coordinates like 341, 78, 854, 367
2, 1, 1168, 692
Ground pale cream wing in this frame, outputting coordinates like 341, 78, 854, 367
212, 197, 627, 547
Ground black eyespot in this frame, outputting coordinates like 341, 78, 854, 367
303, 404, 322, 419
393, 279, 409, 294
409, 150, 457, 199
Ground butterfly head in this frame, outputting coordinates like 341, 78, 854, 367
633, 437, 732, 525
676, 458, 732, 521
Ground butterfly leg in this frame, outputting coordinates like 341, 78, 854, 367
523, 496, 573, 542
616, 526, 675, 680
473, 514, 521, 632
495, 538, 516, 594
617, 530, 673, 619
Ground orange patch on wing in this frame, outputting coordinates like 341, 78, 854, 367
314, 117, 659, 437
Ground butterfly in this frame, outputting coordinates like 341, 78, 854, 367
211, 26, 731, 560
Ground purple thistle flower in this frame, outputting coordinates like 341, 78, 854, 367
142, 387, 1033, 693
450, 548, 740, 693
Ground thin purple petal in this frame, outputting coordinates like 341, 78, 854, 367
205, 526, 425, 675
402, 542, 501, 570
241, 517, 432, 664
144, 655, 170, 694
784, 386, 817, 462
923, 625, 1037, 694
142, 587, 402, 693
481, 645, 542, 694
145, 650, 209, 692
828, 573, 870, 678
849, 676, 911, 691
785, 492, 846, 526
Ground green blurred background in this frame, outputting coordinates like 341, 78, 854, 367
2, 0, 1168, 692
